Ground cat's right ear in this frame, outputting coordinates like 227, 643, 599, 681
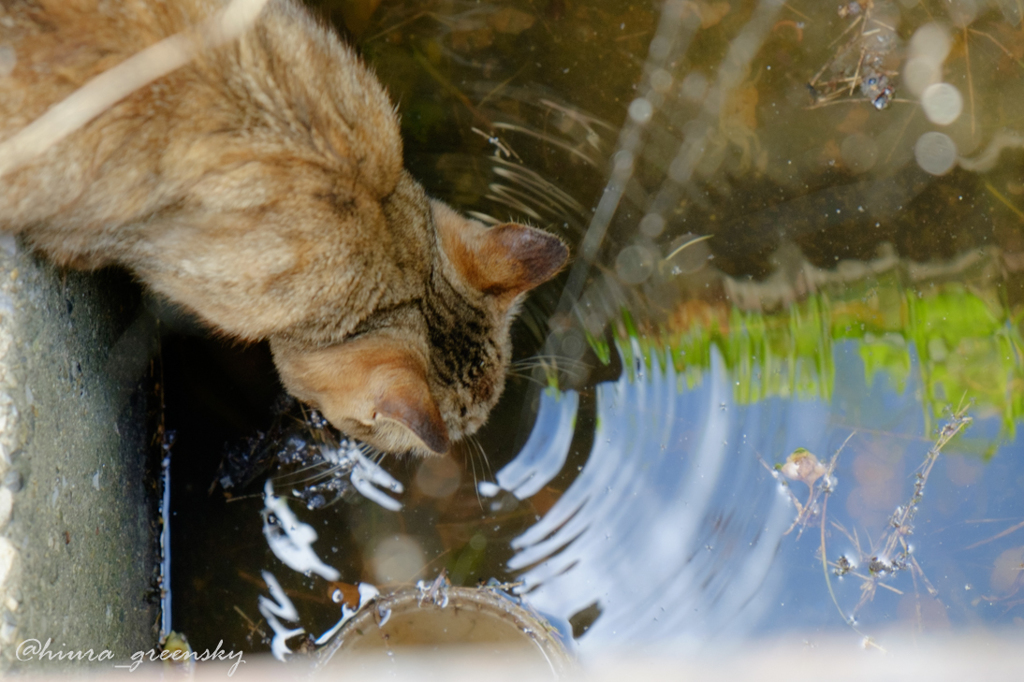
270, 337, 450, 456
432, 201, 568, 303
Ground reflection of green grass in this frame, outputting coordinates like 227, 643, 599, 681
906, 285, 1024, 436
605, 280, 1024, 445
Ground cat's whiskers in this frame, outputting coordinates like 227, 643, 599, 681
504, 369, 547, 388
508, 353, 591, 386
510, 354, 590, 372
462, 434, 496, 512
516, 304, 558, 345
360, 441, 388, 468
273, 467, 323, 487
469, 434, 494, 484
461, 440, 484, 510
273, 458, 343, 487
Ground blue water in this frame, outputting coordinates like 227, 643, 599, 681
492, 339, 1024, 652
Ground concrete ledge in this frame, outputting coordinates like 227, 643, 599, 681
0, 237, 160, 670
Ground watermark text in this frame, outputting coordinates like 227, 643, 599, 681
17, 638, 245, 676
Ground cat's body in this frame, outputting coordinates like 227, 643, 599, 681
0, 0, 567, 455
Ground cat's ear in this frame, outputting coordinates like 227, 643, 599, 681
432, 201, 568, 302
271, 337, 450, 455
374, 367, 451, 455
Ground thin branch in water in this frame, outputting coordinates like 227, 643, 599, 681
363, 10, 433, 44
782, 2, 811, 21
663, 234, 713, 261
819, 403, 971, 638
985, 181, 1024, 222
968, 28, 1024, 70
963, 26, 976, 137
964, 518, 1024, 550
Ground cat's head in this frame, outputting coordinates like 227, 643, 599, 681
272, 200, 568, 456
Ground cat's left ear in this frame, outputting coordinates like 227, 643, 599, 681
270, 337, 450, 456
432, 201, 569, 302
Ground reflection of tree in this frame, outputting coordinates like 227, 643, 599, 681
601, 247, 1024, 445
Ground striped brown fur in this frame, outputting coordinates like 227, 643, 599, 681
0, 0, 568, 456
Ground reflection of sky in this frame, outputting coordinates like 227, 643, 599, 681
495, 340, 1024, 653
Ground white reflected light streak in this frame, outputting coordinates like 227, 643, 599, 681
482, 388, 579, 500
504, 344, 795, 653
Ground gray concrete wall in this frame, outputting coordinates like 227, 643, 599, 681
0, 236, 160, 670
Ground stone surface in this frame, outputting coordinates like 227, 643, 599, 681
0, 239, 160, 670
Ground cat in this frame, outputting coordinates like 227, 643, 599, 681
0, 0, 568, 456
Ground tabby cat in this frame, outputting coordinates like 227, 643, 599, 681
0, 0, 568, 456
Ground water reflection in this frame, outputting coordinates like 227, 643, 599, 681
168, 0, 1024, 656
386, 0, 1024, 647
500, 343, 795, 651
480, 388, 578, 500
500, 331, 1023, 648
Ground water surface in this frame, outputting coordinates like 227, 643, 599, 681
169, 0, 1024, 659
